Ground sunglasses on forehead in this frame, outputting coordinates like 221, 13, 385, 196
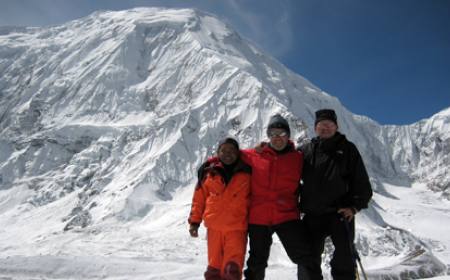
268, 130, 288, 138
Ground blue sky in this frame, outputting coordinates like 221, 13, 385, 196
1, 0, 449, 125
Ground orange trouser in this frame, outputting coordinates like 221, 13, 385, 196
206, 228, 247, 279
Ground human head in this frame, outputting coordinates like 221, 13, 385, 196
267, 114, 290, 151
314, 109, 338, 139
217, 137, 240, 165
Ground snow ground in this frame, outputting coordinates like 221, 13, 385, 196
371, 181, 450, 279
375, 182, 450, 265
0, 181, 449, 279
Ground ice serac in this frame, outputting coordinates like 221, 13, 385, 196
0, 7, 448, 279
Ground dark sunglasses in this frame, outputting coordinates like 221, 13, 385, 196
268, 130, 288, 138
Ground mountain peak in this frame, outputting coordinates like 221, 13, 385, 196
68, 7, 237, 51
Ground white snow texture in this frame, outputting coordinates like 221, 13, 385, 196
0, 7, 449, 280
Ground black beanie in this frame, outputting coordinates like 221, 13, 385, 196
217, 137, 239, 151
315, 109, 337, 126
267, 114, 290, 137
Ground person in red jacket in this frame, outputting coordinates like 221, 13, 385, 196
241, 114, 311, 280
188, 137, 252, 280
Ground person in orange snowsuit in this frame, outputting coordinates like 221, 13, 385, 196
188, 137, 252, 280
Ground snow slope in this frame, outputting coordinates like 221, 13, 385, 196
0, 7, 449, 279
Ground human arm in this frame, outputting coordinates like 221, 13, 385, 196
188, 185, 206, 238
345, 144, 373, 213
239, 149, 256, 166
187, 163, 209, 237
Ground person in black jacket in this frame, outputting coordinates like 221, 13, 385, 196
299, 109, 373, 280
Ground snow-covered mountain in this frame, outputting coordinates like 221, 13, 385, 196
384, 108, 450, 196
0, 8, 449, 279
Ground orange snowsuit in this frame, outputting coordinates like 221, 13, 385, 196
189, 158, 251, 280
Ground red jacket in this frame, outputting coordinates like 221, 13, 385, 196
188, 159, 251, 231
241, 143, 303, 225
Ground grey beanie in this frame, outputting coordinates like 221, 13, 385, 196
267, 114, 290, 137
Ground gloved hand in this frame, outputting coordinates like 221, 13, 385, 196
338, 207, 357, 221
255, 141, 268, 153
189, 223, 200, 238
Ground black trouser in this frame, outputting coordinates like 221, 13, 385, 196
303, 213, 356, 280
244, 220, 312, 280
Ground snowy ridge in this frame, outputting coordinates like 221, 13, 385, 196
383, 108, 450, 198
0, 8, 449, 279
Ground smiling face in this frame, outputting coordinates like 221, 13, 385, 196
315, 120, 338, 139
268, 128, 289, 151
217, 143, 239, 165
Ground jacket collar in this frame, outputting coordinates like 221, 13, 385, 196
263, 140, 296, 155
313, 132, 346, 153
206, 157, 251, 174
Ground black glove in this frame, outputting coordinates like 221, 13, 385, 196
189, 223, 200, 238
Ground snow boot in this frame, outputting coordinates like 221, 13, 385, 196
223, 261, 241, 280
205, 266, 222, 280
297, 264, 311, 280
243, 267, 265, 280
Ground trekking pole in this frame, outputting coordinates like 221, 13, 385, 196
341, 216, 368, 280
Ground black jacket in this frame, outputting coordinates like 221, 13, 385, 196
299, 132, 372, 215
